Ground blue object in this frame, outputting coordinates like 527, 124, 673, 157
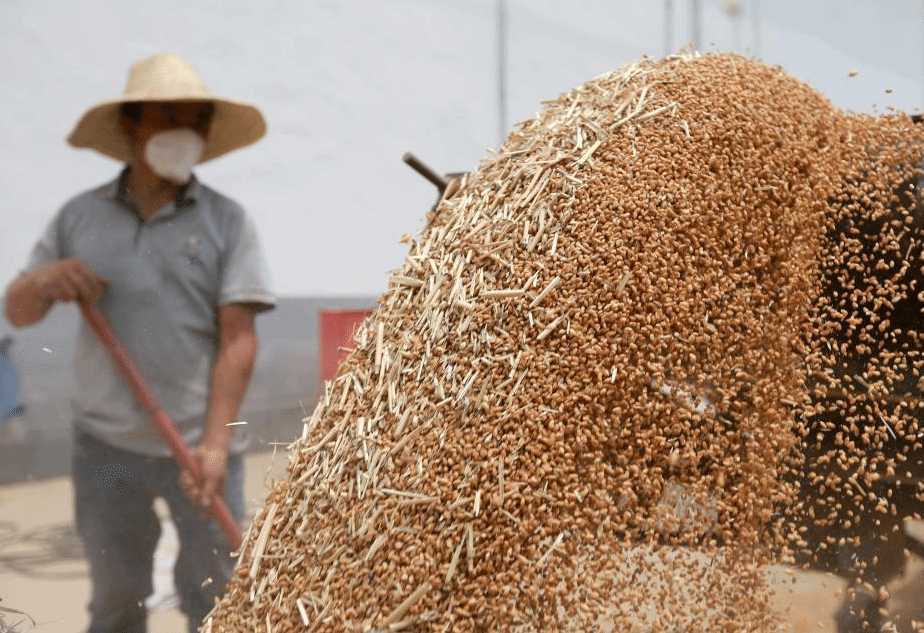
1, 334, 24, 426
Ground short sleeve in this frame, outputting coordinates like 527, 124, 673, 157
22, 212, 65, 275
219, 213, 276, 312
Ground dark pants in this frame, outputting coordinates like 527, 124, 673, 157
72, 428, 244, 633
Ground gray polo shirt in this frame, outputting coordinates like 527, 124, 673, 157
24, 169, 275, 457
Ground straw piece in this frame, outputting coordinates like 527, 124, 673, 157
233, 508, 258, 563
576, 139, 602, 165
366, 534, 388, 561
444, 534, 465, 586
305, 424, 340, 454
397, 496, 440, 507
481, 289, 523, 299
637, 102, 676, 122
375, 322, 384, 370
383, 582, 431, 626
529, 276, 561, 308
248, 502, 278, 580
505, 369, 529, 403
377, 487, 436, 500
388, 619, 419, 631
498, 459, 505, 507
617, 271, 632, 293
389, 424, 423, 457
295, 598, 310, 626
390, 275, 425, 288
456, 369, 479, 403
536, 532, 566, 567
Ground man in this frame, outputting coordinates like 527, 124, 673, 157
3, 53, 275, 633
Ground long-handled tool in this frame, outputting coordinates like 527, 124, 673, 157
402, 152, 449, 194
80, 302, 243, 551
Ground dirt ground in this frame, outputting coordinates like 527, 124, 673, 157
0, 449, 920, 633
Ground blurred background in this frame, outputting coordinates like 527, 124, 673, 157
1, 0, 922, 482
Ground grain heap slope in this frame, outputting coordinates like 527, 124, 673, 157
205, 53, 924, 632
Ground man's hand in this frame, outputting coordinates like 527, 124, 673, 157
181, 304, 257, 511
34, 258, 108, 304
179, 443, 228, 509
5, 258, 108, 327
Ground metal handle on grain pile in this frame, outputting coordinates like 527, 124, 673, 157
79, 302, 243, 551
403, 152, 449, 193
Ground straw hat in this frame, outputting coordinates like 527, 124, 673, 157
67, 53, 266, 164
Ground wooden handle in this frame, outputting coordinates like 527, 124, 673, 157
403, 152, 449, 193
80, 302, 243, 551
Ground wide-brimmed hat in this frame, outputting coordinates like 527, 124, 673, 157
67, 53, 266, 164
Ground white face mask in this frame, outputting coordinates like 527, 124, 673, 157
143, 128, 205, 184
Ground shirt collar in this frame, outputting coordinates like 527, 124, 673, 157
105, 166, 201, 214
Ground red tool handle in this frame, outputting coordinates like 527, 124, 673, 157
80, 302, 243, 551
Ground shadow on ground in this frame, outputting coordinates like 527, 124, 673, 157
0, 520, 85, 581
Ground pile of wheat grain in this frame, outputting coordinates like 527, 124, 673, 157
204, 53, 924, 633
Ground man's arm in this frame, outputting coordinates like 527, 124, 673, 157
180, 302, 259, 508
4, 258, 107, 327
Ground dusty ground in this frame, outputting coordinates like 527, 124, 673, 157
0, 448, 290, 633
0, 449, 920, 633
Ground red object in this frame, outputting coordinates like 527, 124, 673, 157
80, 303, 243, 551
318, 309, 373, 385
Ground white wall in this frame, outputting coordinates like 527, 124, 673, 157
1, 0, 921, 296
